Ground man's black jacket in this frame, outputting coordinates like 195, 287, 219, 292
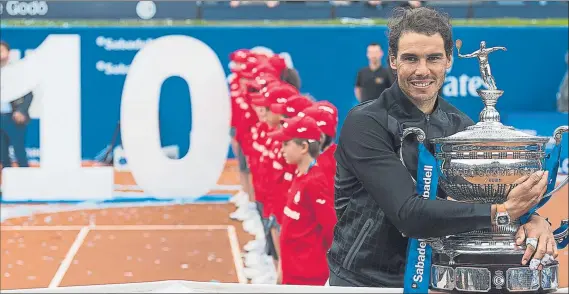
327, 82, 493, 287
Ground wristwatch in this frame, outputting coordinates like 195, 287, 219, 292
495, 203, 511, 226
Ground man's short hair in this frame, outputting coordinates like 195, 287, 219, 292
0, 40, 10, 51
387, 6, 453, 58
368, 42, 381, 48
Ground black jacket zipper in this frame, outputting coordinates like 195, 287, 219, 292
425, 114, 431, 139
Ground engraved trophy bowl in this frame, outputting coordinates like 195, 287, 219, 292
401, 40, 569, 293
427, 81, 569, 259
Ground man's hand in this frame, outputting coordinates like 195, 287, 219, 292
504, 171, 548, 220
12, 111, 26, 124
515, 215, 558, 270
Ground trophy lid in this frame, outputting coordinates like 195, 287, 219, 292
431, 120, 550, 144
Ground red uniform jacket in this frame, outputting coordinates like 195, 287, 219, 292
316, 143, 337, 188
280, 163, 337, 286
267, 139, 296, 224
250, 123, 277, 216
246, 122, 269, 205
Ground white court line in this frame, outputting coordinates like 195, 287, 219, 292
227, 225, 247, 284
113, 184, 242, 191
48, 226, 90, 288
0, 225, 230, 231
213, 184, 242, 190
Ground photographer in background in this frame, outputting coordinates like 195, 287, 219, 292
0, 40, 33, 171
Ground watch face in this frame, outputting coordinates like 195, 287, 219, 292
497, 215, 509, 225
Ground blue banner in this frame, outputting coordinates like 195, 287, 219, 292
0, 26, 567, 165
404, 143, 440, 293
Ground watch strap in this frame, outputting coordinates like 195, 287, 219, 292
497, 203, 507, 214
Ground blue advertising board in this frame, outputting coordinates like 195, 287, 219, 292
1, 26, 567, 172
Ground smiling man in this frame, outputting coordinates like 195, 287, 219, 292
328, 7, 557, 287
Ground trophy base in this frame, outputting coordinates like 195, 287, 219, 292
431, 232, 523, 255
430, 253, 559, 293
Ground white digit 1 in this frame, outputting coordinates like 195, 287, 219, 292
0, 35, 114, 201
121, 35, 230, 199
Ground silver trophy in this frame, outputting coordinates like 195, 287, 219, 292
402, 40, 568, 293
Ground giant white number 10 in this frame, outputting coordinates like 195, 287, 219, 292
0, 34, 230, 201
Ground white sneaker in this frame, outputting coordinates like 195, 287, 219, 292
230, 204, 258, 221
232, 193, 251, 208
243, 252, 263, 268
244, 252, 274, 268
242, 220, 256, 234
243, 266, 266, 280
254, 227, 266, 240
251, 271, 277, 284
230, 191, 246, 204
233, 201, 257, 214
234, 195, 250, 208
244, 239, 266, 252
242, 218, 264, 235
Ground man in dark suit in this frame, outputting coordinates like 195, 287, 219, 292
0, 40, 33, 169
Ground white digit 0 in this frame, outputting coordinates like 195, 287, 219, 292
0, 35, 114, 201
121, 35, 230, 199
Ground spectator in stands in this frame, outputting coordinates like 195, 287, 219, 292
366, 1, 386, 7
557, 51, 568, 113
269, 115, 336, 286
401, 1, 422, 8
230, 0, 280, 8
366, 1, 422, 8
354, 42, 395, 102
330, 1, 353, 6
0, 40, 33, 171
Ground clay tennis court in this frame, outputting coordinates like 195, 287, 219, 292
0, 161, 567, 290
0, 161, 254, 290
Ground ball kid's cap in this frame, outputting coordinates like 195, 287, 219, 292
250, 83, 298, 107
270, 94, 314, 117
298, 103, 338, 137
268, 115, 322, 142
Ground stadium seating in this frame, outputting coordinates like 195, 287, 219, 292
197, 1, 568, 21
200, 1, 332, 21
1, 1, 566, 21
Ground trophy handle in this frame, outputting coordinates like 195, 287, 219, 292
553, 126, 568, 146
400, 127, 426, 185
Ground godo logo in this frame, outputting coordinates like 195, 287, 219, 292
4, 1, 48, 16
